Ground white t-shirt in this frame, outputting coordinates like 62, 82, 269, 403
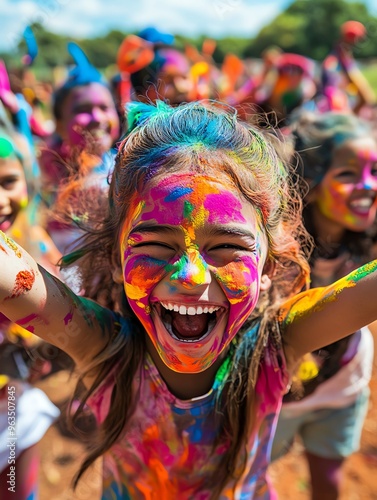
0, 381, 60, 471
280, 326, 373, 417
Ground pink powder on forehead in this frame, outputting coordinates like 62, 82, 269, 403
358, 149, 377, 162
204, 192, 246, 224
142, 174, 244, 224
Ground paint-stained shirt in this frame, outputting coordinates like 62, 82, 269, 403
88, 325, 288, 499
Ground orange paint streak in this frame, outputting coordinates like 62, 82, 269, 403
5, 270, 35, 300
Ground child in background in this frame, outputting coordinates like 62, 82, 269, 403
1, 101, 377, 499
0, 125, 61, 500
320, 21, 376, 113
39, 42, 120, 253
271, 112, 377, 500
130, 43, 194, 105
256, 53, 317, 126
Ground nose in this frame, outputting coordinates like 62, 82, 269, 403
356, 169, 377, 191
169, 247, 211, 289
91, 106, 106, 124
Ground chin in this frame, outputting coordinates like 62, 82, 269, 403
345, 220, 375, 232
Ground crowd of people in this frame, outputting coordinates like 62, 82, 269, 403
0, 18, 377, 500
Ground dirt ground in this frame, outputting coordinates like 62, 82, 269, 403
35, 327, 377, 500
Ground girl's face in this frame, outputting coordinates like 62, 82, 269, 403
119, 173, 270, 373
145, 49, 193, 105
314, 137, 377, 232
57, 82, 120, 156
158, 50, 193, 105
0, 157, 27, 233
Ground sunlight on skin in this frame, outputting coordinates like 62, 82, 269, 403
279, 260, 377, 328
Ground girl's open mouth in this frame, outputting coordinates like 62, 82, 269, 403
0, 215, 13, 232
349, 196, 376, 216
153, 302, 227, 343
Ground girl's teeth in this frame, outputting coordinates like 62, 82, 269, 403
160, 302, 220, 316
350, 199, 373, 208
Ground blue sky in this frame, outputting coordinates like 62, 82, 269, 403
1, 0, 376, 52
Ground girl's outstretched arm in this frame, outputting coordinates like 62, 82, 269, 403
280, 260, 377, 367
0, 231, 113, 369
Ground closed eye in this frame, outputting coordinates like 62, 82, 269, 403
0, 177, 20, 190
209, 243, 255, 251
335, 170, 358, 179
132, 241, 175, 250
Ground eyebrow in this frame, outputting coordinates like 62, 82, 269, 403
129, 223, 178, 236
0, 171, 22, 179
129, 222, 255, 240
203, 225, 255, 240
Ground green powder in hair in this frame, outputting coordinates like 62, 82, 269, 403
0, 137, 15, 159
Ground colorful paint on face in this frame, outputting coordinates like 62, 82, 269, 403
279, 260, 377, 328
120, 173, 269, 373
315, 137, 377, 232
0, 157, 28, 233
152, 49, 193, 105
58, 82, 120, 156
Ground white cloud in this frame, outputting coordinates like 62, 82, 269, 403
0, 0, 285, 51
1, 1, 38, 49
2, 0, 375, 53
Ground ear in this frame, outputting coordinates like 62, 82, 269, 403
260, 259, 275, 292
305, 183, 319, 204
112, 266, 124, 284
260, 273, 272, 291
111, 251, 124, 284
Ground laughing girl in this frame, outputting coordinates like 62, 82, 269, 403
1, 101, 377, 499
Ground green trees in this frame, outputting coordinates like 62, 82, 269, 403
244, 0, 377, 60
1, 0, 376, 74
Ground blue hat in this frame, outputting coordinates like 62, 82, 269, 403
138, 27, 174, 46
62, 42, 105, 89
